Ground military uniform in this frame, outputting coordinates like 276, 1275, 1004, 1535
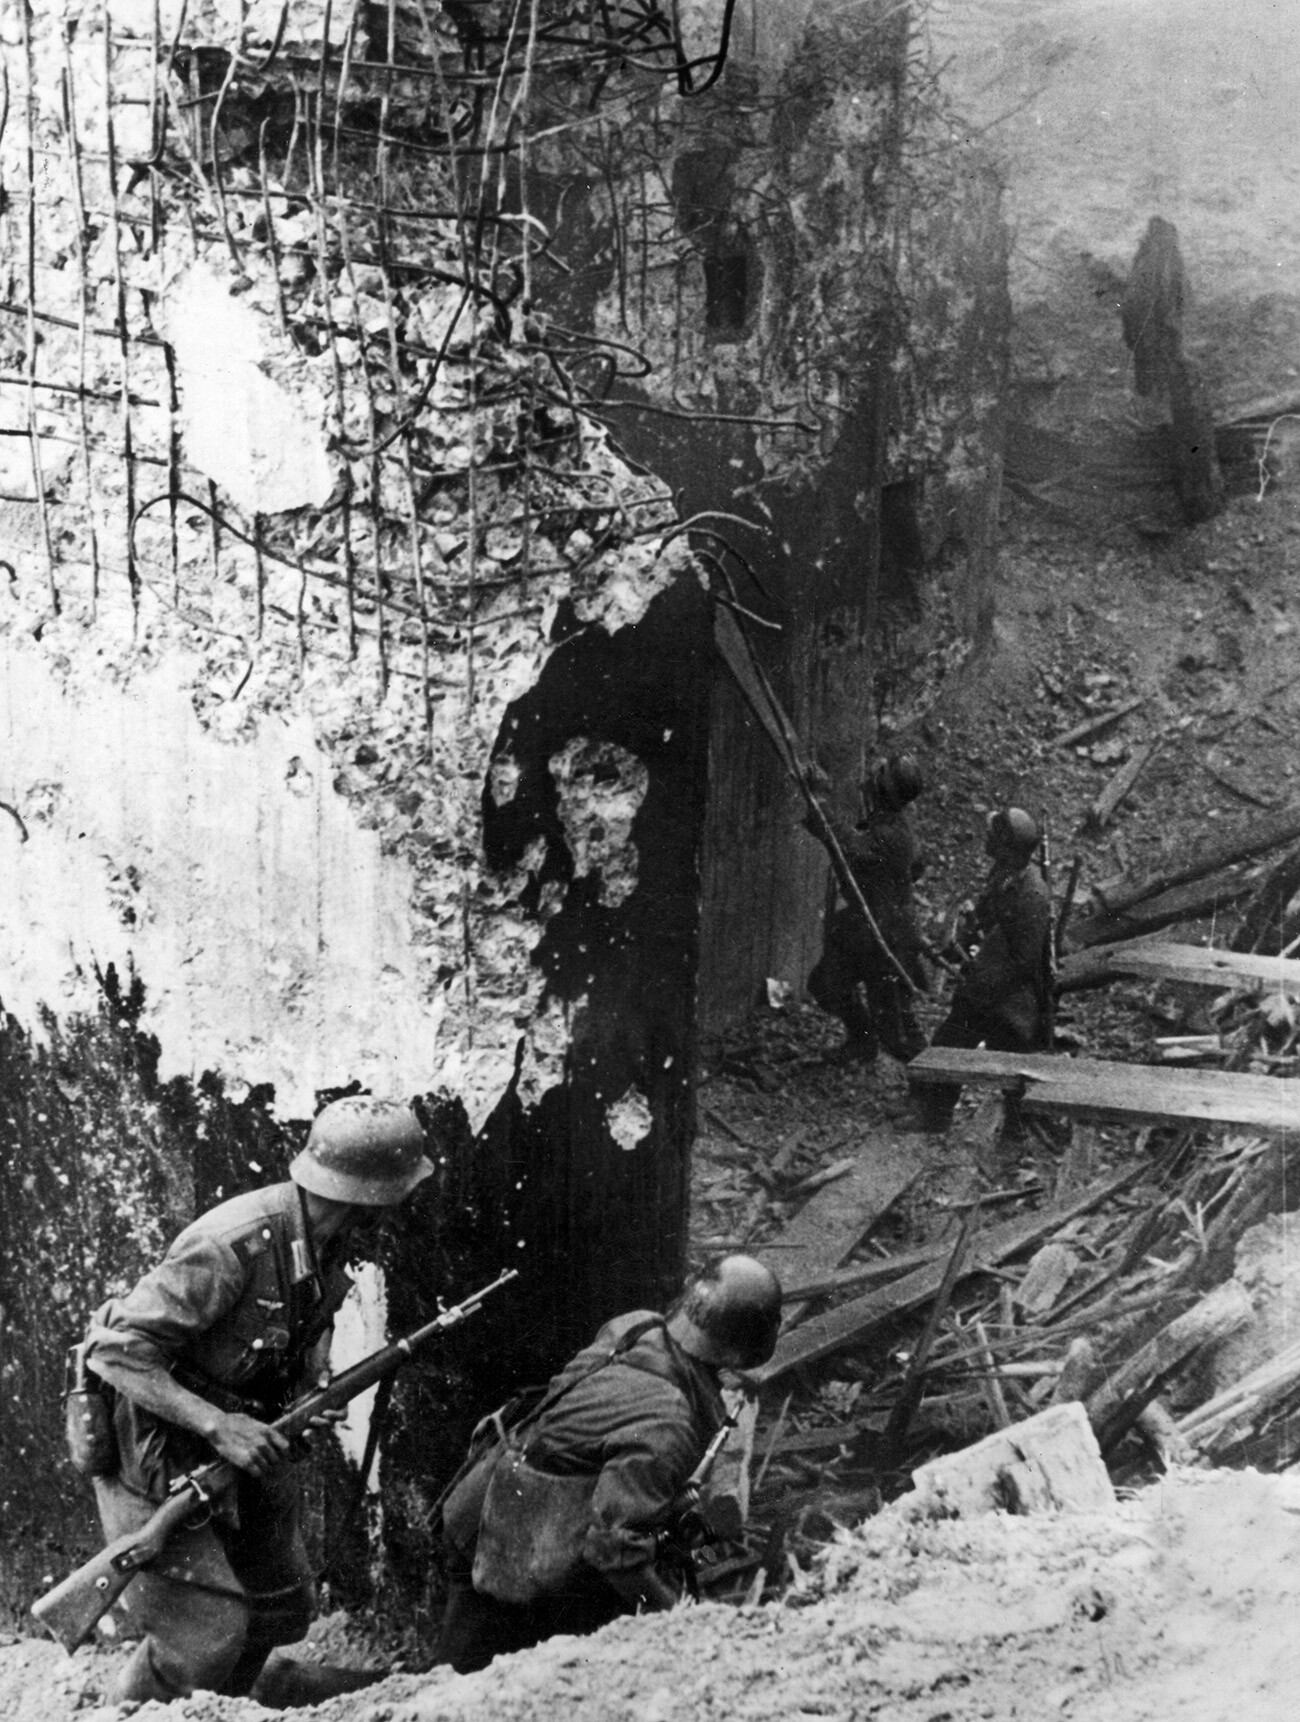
807, 798, 929, 1061
85, 1181, 351, 1701
437, 1310, 726, 1674
920, 855, 1053, 1133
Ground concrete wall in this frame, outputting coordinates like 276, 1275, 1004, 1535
528, 0, 1011, 1028
0, 0, 714, 1617
0, 641, 437, 1117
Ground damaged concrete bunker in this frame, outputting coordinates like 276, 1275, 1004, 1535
0, 0, 1004, 1622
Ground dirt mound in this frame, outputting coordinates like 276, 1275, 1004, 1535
5, 1469, 1295, 1722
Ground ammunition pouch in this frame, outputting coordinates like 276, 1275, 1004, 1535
63, 1345, 118, 1479
470, 1441, 596, 1605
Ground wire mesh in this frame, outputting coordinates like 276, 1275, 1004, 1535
0, 0, 743, 720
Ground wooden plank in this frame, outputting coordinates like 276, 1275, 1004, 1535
908, 1048, 1300, 1136
761, 1128, 928, 1328
1068, 863, 1256, 949
1092, 800, 1300, 917
748, 1171, 1136, 1386
1055, 697, 1145, 751
1085, 733, 1166, 829
1059, 939, 1300, 999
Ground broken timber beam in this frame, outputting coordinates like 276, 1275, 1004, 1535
1084, 733, 1166, 829
1058, 939, 1300, 999
1055, 698, 1145, 752
1090, 800, 1300, 918
747, 1170, 1136, 1387
1177, 1334, 1300, 1457
1084, 1280, 1253, 1454
907, 1048, 1300, 1137
1066, 863, 1257, 949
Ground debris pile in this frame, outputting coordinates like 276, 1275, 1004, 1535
6, 1466, 1300, 1721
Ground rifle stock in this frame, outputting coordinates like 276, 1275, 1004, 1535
32, 1267, 518, 1652
33, 1483, 223, 1650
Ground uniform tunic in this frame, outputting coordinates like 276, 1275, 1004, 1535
88, 1180, 349, 1505
808, 800, 928, 1060
83, 1181, 351, 1701
437, 1310, 725, 1672
921, 858, 1053, 1132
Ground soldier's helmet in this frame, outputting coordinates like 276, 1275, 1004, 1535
667, 1255, 783, 1372
289, 1096, 435, 1206
986, 805, 1040, 860
870, 753, 926, 813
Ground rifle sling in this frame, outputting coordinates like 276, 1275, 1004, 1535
314, 1373, 396, 1581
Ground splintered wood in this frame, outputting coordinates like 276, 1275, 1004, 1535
1083, 1281, 1253, 1454
749, 1171, 1135, 1385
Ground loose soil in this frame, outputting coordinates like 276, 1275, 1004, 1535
6, 1467, 1300, 1722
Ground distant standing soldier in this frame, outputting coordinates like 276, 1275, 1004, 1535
915, 806, 1053, 1137
77, 1097, 434, 1705
806, 753, 930, 1063
436, 1255, 782, 1674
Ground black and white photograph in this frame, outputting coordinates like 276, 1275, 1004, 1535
1, 0, 1298, 1715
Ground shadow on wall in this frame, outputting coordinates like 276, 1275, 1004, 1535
0, 965, 705, 1634
0, 968, 297, 1620
0, 970, 489, 1632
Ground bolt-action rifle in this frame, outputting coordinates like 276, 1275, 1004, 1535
32, 1268, 519, 1652
657, 1398, 748, 1598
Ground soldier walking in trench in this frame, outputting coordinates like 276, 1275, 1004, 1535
75, 1096, 434, 1706
805, 753, 931, 1063
436, 1254, 783, 1674
913, 806, 1053, 1141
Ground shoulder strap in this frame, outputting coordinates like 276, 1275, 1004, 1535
513, 1315, 666, 1443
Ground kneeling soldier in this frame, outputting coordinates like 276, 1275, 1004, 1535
79, 1096, 433, 1704
437, 1254, 782, 1673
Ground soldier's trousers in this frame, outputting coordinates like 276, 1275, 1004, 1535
808, 917, 926, 1061
436, 1542, 622, 1674
94, 1466, 314, 1703
914, 1000, 1045, 1136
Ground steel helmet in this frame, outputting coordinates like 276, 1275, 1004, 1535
289, 1097, 434, 1206
667, 1255, 782, 1372
986, 806, 1040, 860
870, 753, 926, 813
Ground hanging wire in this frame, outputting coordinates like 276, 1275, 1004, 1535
7, 0, 765, 676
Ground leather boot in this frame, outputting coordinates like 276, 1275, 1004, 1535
251, 1653, 388, 1707
111, 1640, 188, 1704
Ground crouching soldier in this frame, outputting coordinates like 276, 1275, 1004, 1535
77, 1096, 434, 1705
436, 1254, 782, 1674
914, 806, 1053, 1139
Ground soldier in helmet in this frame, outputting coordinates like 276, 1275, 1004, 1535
915, 807, 1053, 1136
80, 1096, 434, 1705
806, 753, 930, 1062
436, 1254, 782, 1674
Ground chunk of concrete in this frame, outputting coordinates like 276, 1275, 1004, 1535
911, 1401, 1116, 1518
157, 263, 335, 516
